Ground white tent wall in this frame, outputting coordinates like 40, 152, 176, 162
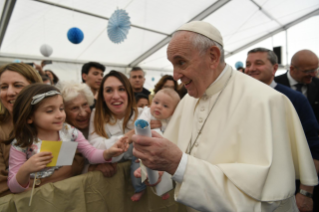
225, 15, 319, 77
0, 0, 318, 90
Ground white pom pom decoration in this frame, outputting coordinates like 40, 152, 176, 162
40, 44, 53, 57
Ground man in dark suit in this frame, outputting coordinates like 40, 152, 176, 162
246, 47, 319, 212
275, 50, 319, 125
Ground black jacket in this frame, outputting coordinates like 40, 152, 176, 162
275, 72, 319, 124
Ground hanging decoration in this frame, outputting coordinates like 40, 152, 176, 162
67, 27, 84, 44
235, 61, 244, 69
107, 9, 131, 44
40, 44, 53, 57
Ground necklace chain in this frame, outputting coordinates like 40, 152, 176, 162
186, 71, 233, 154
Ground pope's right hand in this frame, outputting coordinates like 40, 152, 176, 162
23, 152, 52, 173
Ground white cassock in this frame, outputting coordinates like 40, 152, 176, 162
164, 65, 318, 212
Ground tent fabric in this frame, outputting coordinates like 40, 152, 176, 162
0, 0, 318, 71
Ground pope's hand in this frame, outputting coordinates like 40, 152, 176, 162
296, 193, 313, 212
132, 130, 182, 175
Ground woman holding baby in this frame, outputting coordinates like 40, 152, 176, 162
89, 70, 180, 201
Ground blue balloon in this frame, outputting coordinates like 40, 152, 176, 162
235, 61, 244, 69
67, 27, 84, 44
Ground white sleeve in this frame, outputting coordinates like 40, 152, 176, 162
172, 153, 188, 183
88, 109, 123, 150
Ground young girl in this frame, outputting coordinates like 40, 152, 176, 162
8, 84, 128, 193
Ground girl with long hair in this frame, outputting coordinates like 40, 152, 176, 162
8, 84, 128, 193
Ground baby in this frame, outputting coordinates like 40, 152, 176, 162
131, 88, 180, 201
139, 88, 180, 133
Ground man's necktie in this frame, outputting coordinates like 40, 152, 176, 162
295, 83, 303, 93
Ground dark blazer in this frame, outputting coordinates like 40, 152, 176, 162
275, 72, 319, 124
274, 83, 319, 160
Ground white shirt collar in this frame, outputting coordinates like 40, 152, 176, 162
287, 71, 299, 86
211, 64, 228, 85
269, 80, 277, 88
203, 64, 229, 98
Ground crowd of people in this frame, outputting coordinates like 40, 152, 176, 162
0, 20, 318, 212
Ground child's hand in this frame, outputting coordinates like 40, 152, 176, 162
23, 152, 52, 173
16, 152, 52, 188
103, 137, 129, 160
124, 130, 135, 144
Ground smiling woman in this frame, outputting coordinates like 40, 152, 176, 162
0, 63, 43, 197
89, 70, 150, 201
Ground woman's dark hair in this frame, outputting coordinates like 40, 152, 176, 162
94, 70, 138, 138
45, 70, 59, 84
154, 75, 178, 94
41, 75, 52, 84
13, 83, 60, 147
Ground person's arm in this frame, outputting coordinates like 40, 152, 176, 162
88, 110, 124, 149
314, 159, 319, 174
0, 143, 10, 197
88, 163, 117, 177
76, 130, 128, 164
88, 110, 129, 162
71, 151, 85, 176
8, 146, 52, 193
33, 63, 45, 76
294, 97, 319, 212
133, 132, 280, 211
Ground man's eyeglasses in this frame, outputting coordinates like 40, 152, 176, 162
292, 66, 319, 74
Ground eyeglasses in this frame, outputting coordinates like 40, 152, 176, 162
292, 66, 319, 74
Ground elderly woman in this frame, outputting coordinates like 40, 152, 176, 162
57, 82, 94, 139
57, 81, 117, 177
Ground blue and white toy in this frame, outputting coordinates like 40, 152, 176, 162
134, 119, 159, 185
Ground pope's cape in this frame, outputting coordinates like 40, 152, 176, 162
164, 65, 318, 211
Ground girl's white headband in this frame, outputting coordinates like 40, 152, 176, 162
31, 90, 61, 105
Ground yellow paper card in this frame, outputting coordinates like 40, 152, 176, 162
40, 141, 62, 167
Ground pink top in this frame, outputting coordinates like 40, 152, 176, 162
8, 130, 107, 193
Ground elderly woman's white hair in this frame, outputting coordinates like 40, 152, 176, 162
56, 81, 94, 106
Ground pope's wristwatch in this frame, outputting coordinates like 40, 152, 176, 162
298, 189, 313, 198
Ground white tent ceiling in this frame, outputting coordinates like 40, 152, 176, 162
0, 0, 318, 72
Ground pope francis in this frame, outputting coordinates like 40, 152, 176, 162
132, 21, 318, 212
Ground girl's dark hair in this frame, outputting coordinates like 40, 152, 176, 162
94, 70, 138, 138
13, 83, 60, 148
45, 70, 59, 84
154, 75, 178, 94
